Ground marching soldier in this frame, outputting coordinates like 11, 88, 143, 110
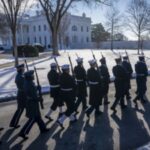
19, 70, 49, 139
45, 63, 64, 120
57, 65, 77, 128
9, 64, 26, 128
74, 58, 87, 112
86, 60, 102, 118
133, 56, 148, 103
99, 57, 110, 105
111, 58, 128, 113
122, 56, 133, 100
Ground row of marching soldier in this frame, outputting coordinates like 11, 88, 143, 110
1, 53, 148, 141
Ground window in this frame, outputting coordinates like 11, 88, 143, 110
72, 25, 77, 31
44, 36, 47, 46
81, 26, 83, 32
39, 36, 42, 43
27, 26, 29, 33
44, 25, 47, 31
27, 37, 30, 44
86, 37, 89, 43
39, 25, 41, 31
34, 37, 36, 43
87, 27, 89, 32
33, 26, 36, 32
72, 36, 78, 43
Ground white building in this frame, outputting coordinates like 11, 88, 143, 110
14, 12, 91, 50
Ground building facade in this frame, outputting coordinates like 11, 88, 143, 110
15, 12, 91, 50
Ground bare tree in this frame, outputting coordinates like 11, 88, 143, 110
38, 0, 111, 55
58, 13, 71, 50
0, 0, 30, 66
105, 6, 123, 51
126, 0, 150, 54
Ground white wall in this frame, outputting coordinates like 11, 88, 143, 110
91, 41, 150, 49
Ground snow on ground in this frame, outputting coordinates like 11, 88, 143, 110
0, 59, 14, 65
0, 52, 51, 65
0, 49, 150, 99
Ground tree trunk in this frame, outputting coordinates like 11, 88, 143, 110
137, 32, 141, 55
52, 29, 59, 55
111, 22, 114, 51
12, 32, 18, 66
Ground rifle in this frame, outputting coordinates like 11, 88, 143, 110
101, 52, 104, 58
67, 53, 74, 76
32, 61, 44, 109
75, 53, 79, 58
119, 52, 122, 61
53, 56, 61, 74
91, 50, 101, 77
91, 50, 99, 69
125, 49, 131, 63
22, 52, 29, 71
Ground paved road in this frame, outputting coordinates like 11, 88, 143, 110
0, 79, 150, 150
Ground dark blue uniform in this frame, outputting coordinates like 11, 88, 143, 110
86, 67, 102, 116
9, 72, 26, 128
47, 70, 63, 110
99, 64, 110, 104
122, 60, 133, 99
60, 72, 76, 117
19, 71, 47, 139
74, 65, 87, 111
134, 60, 148, 103
111, 64, 128, 111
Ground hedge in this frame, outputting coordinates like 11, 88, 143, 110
16, 45, 39, 57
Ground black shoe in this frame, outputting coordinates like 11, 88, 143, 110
41, 128, 50, 134
86, 112, 90, 119
111, 107, 117, 114
45, 115, 53, 121
83, 106, 88, 111
18, 133, 28, 140
56, 120, 64, 129
0, 128, 4, 131
0, 141, 2, 144
69, 119, 78, 125
104, 101, 110, 105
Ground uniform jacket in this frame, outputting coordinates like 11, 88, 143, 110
47, 69, 60, 97
87, 67, 102, 106
113, 64, 128, 98
15, 72, 26, 108
74, 65, 87, 97
24, 80, 41, 118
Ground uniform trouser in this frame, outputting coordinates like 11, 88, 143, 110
134, 93, 145, 102
10, 107, 24, 127
64, 99, 75, 117
112, 97, 125, 109
75, 96, 87, 111
51, 97, 63, 111
135, 78, 147, 102
86, 105, 100, 115
19, 117, 46, 136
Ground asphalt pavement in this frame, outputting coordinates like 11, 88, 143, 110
0, 79, 150, 150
